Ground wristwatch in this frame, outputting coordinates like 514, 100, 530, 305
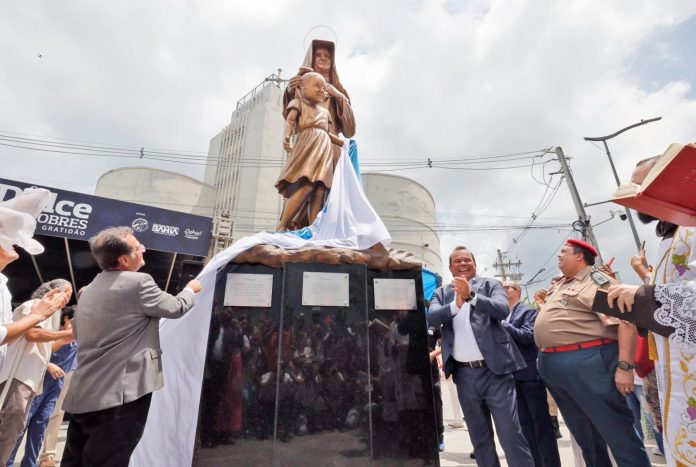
617, 361, 635, 371
465, 291, 476, 302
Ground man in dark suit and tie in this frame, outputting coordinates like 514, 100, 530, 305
502, 280, 560, 467
428, 246, 533, 467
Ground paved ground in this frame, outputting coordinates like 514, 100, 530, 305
439, 380, 666, 466
11, 421, 67, 466
10, 393, 665, 466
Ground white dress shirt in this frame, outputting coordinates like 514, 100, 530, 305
449, 283, 483, 362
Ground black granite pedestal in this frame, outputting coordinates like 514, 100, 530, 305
193, 261, 440, 466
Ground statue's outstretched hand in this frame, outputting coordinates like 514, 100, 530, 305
288, 75, 302, 93
288, 67, 312, 93
284, 139, 294, 154
325, 83, 346, 101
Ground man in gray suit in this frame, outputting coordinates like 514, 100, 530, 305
428, 246, 533, 467
61, 227, 202, 467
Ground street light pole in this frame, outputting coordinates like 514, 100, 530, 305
584, 117, 662, 252
523, 268, 546, 303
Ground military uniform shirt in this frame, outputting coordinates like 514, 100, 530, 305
534, 266, 619, 348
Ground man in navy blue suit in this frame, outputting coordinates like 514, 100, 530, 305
502, 280, 561, 467
427, 246, 533, 467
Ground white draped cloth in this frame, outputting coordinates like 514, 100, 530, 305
131, 146, 390, 466
651, 227, 696, 466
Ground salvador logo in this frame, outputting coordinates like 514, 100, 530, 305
132, 218, 149, 232
152, 223, 179, 236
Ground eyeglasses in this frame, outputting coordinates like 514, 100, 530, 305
132, 244, 146, 254
503, 285, 519, 291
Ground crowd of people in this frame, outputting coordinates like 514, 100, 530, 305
0, 188, 202, 467
426, 150, 696, 467
1, 144, 694, 467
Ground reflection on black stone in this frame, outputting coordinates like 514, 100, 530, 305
193, 263, 439, 466
277, 263, 372, 464
368, 269, 439, 465
194, 264, 281, 466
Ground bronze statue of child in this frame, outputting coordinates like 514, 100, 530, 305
275, 72, 343, 231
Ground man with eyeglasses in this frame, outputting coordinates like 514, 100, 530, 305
61, 227, 202, 467
502, 280, 561, 467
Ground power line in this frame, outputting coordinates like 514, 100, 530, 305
0, 130, 554, 172
0, 129, 551, 161
505, 174, 564, 254
0, 141, 551, 172
0, 129, 210, 155
523, 230, 574, 287
530, 149, 556, 186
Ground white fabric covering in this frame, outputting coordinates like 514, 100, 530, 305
0, 187, 51, 255
131, 147, 390, 466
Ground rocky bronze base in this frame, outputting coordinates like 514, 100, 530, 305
232, 242, 422, 270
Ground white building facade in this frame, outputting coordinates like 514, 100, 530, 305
96, 167, 216, 217
361, 172, 443, 275
205, 74, 287, 240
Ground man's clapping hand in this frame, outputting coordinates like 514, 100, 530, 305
452, 277, 471, 307
534, 289, 547, 309
31, 288, 70, 320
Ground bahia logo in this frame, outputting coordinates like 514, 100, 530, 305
152, 223, 179, 236
184, 228, 202, 240
132, 218, 149, 232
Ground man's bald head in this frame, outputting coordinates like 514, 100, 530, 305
503, 280, 522, 308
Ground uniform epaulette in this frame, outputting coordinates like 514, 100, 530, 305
590, 270, 610, 286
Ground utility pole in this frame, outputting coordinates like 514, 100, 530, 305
495, 249, 508, 281
555, 147, 604, 264
493, 249, 523, 282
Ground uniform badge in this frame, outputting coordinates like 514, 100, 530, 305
590, 270, 610, 286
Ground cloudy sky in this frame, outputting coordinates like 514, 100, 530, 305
2, 1, 695, 290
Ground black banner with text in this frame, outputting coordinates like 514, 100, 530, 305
0, 178, 212, 257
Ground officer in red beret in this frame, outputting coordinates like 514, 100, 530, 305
534, 239, 650, 466
566, 238, 598, 257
